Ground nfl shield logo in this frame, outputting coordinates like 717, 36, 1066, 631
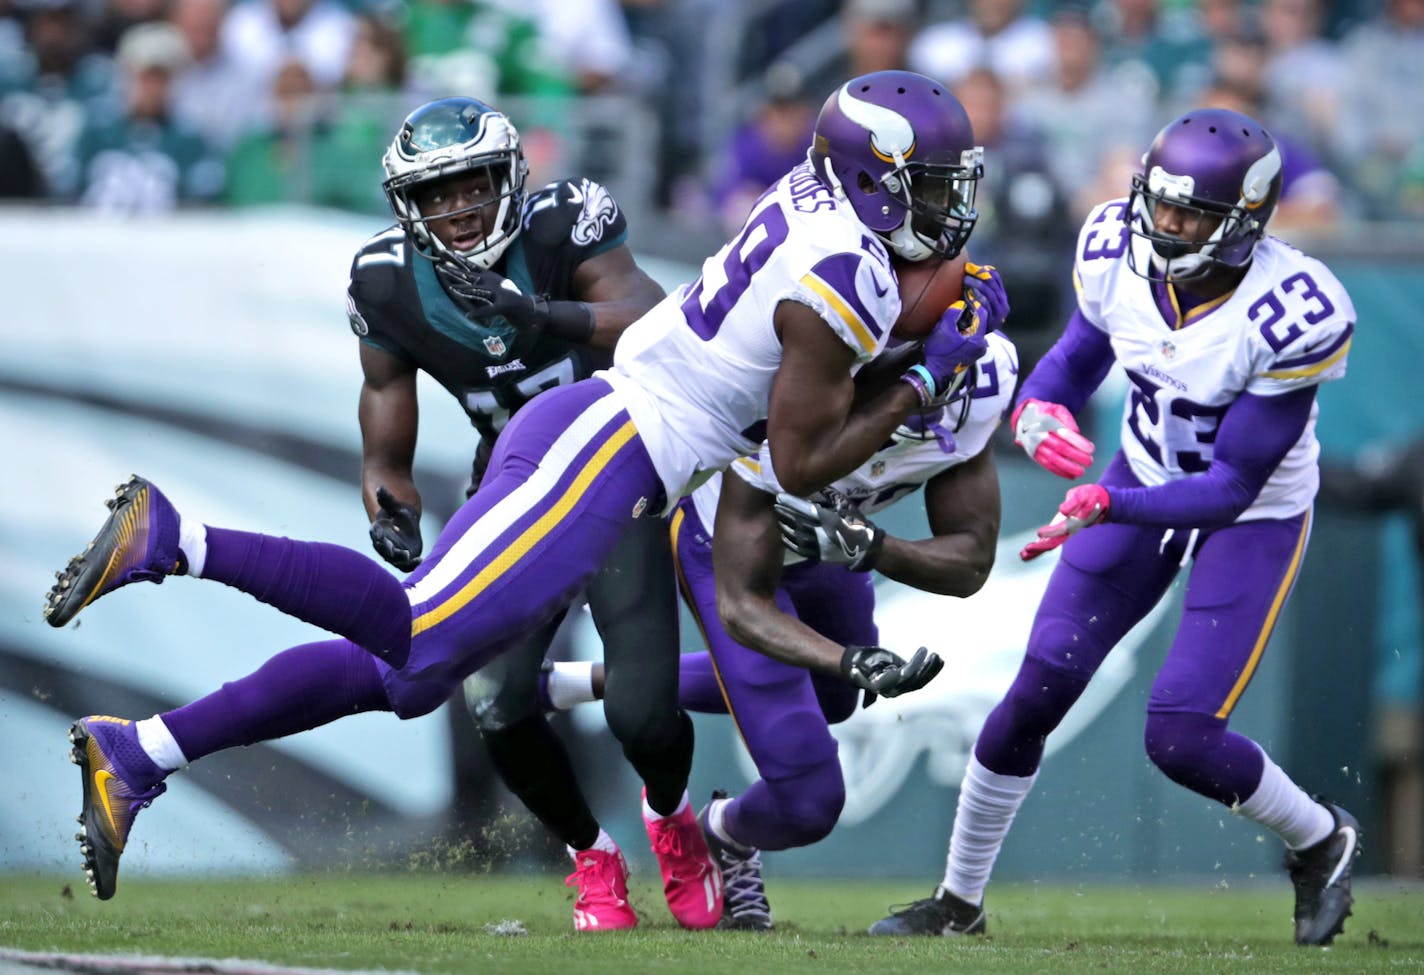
871, 460, 886, 477
1160, 340, 1176, 361
484, 335, 507, 357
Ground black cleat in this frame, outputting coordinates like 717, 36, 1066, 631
868, 886, 986, 937
698, 791, 772, 931
1284, 800, 1361, 946
68, 716, 167, 900
44, 476, 184, 627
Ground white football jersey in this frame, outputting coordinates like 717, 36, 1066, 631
601, 162, 901, 508
1074, 198, 1355, 521
690, 332, 1018, 560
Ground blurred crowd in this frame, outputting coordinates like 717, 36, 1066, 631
1, 0, 1421, 235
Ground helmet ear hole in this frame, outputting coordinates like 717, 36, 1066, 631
857, 171, 877, 194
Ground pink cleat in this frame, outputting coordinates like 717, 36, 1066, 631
642, 790, 723, 929
565, 847, 637, 932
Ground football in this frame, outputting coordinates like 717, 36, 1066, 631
891, 252, 968, 340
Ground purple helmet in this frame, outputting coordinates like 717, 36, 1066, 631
810, 70, 983, 262
1126, 107, 1282, 282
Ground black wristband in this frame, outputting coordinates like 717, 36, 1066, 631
541, 300, 596, 343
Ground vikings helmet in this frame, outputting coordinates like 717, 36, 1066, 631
810, 70, 983, 262
381, 97, 529, 270
1126, 108, 1282, 282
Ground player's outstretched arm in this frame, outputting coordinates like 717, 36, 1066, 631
358, 342, 423, 571
767, 301, 923, 497
715, 475, 939, 696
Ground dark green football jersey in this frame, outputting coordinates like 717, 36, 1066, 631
346, 177, 628, 444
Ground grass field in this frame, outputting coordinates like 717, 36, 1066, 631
1, 873, 1420, 974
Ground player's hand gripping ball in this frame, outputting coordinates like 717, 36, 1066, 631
891, 252, 967, 341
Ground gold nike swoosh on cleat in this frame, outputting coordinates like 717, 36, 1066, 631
93, 769, 123, 843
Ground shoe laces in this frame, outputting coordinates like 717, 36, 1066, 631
885, 895, 950, 926
719, 847, 769, 921
565, 852, 625, 904
651, 818, 689, 858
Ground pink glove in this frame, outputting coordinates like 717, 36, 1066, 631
1019, 484, 1111, 561
1011, 399, 1096, 479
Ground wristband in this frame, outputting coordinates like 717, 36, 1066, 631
542, 300, 596, 343
900, 364, 936, 406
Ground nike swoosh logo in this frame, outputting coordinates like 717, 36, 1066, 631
94, 769, 121, 840
870, 273, 889, 298
1326, 826, 1357, 887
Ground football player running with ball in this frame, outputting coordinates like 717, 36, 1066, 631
348, 96, 701, 932
869, 108, 1361, 947
44, 71, 982, 919
543, 319, 1016, 931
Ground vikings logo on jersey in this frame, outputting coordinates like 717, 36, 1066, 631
570, 179, 621, 247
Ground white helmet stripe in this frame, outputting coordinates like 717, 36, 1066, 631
1241, 145, 1282, 206
837, 85, 914, 159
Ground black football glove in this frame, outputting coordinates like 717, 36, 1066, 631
436, 263, 594, 343
773, 493, 885, 572
839, 645, 943, 698
369, 487, 422, 572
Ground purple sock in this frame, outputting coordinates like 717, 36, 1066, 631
162, 639, 391, 762
201, 527, 412, 667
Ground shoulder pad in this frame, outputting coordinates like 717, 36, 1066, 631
523, 178, 625, 249
1249, 250, 1356, 392
796, 249, 899, 362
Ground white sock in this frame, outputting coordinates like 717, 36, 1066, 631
547, 662, 597, 710
1235, 750, 1333, 850
707, 796, 753, 852
643, 790, 689, 821
179, 517, 208, 578
944, 756, 1038, 905
135, 715, 188, 772
568, 828, 619, 858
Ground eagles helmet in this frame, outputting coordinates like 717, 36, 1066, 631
810, 70, 983, 263
1126, 107, 1282, 283
381, 96, 529, 270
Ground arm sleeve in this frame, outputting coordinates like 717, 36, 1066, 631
1015, 309, 1116, 415
1106, 385, 1317, 528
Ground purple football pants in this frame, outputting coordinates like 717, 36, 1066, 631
975, 453, 1311, 806
671, 499, 867, 851
163, 379, 665, 763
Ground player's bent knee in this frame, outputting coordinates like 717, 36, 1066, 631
994, 656, 1084, 741
1142, 710, 1224, 780
384, 676, 458, 720
768, 772, 844, 846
